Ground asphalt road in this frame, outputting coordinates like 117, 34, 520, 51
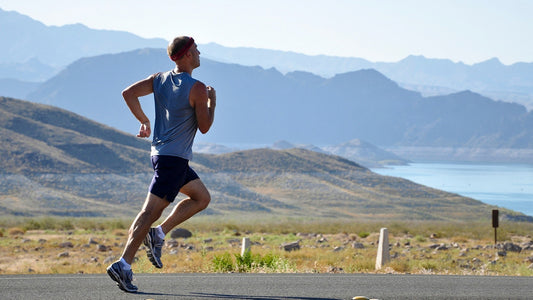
1, 273, 532, 299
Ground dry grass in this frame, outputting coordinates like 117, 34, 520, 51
0, 217, 532, 276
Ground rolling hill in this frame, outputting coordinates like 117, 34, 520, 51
0, 96, 528, 222
0, 96, 151, 174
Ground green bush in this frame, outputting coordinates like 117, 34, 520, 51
414, 235, 427, 242
212, 252, 234, 272
358, 232, 370, 238
235, 251, 254, 272
212, 251, 291, 273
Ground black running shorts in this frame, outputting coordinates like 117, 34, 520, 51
149, 155, 199, 202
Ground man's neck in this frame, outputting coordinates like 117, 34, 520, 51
175, 65, 193, 75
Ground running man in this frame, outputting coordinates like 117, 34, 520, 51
107, 36, 216, 292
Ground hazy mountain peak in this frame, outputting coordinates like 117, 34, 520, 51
0, 7, 41, 24
397, 55, 462, 68
400, 54, 428, 62
272, 140, 295, 150
474, 57, 503, 67
0, 8, 167, 67
328, 68, 399, 89
333, 68, 386, 79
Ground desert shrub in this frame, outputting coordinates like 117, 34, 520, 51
8, 227, 25, 236
23, 218, 57, 230
58, 219, 74, 230
389, 260, 411, 273
347, 258, 375, 272
414, 235, 426, 242
234, 251, 254, 272
212, 251, 291, 273
105, 219, 128, 230
358, 232, 370, 238
419, 261, 438, 272
212, 252, 234, 272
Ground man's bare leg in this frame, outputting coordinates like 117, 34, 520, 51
159, 179, 211, 234
121, 193, 170, 264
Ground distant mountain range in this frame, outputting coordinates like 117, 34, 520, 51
20, 49, 533, 153
200, 44, 533, 110
267, 140, 408, 168
2, 7, 533, 111
2, 8, 533, 163
323, 140, 410, 168
3, 96, 528, 222
0, 8, 167, 77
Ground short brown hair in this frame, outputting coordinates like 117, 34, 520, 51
167, 36, 195, 61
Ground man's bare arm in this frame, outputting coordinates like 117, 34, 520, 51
190, 82, 216, 134
122, 74, 156, 138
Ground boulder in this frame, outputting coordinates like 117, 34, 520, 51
436, 244, 449, 251
501, 242, 522, 253
170, 228, 193, 239
428, 244, 440, 249
97, 244, 108, 252
281, 241, 300, 251
59, 242, 73, 248
352, 242, 365, 249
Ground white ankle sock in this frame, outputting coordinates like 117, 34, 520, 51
119, 257, 131, 270
155, 225, 165, 240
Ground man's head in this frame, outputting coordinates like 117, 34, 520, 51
168, 36, 196, 61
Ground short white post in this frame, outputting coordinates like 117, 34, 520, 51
375, 228, 390, 270
241, 237, 251, 256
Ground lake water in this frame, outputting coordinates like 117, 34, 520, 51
371, 162, 533, 217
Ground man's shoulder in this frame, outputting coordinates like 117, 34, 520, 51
156, 70, 172, 79
191, 80, 206, 90
151, 71, 168, 84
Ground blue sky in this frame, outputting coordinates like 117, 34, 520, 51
1, 0, 532, 65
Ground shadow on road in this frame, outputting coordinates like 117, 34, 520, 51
134, 291, 185, 297
190, 292, 340, 300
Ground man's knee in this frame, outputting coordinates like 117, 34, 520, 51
191, 187, 210, 211
181, 179, 210, 210
198, 190, 211, 210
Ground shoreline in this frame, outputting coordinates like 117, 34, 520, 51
371, 161, 533, 217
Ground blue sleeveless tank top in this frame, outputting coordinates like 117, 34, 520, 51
151, 71, 198, 160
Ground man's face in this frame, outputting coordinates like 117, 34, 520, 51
190, 44, 201, 68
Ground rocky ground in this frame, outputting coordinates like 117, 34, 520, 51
1, 227, 532, 276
